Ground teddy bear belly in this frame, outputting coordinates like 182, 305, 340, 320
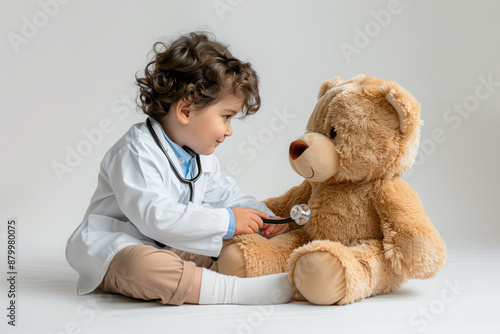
303, 211, 383, 246
304, 183, 383, 246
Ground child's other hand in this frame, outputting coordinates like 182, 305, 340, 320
232, 208, 268, 236
260, 218, 290, 238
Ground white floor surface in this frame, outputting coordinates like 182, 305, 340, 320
2, 246, 499, 334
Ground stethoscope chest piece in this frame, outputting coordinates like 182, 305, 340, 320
290, 204, 310, 226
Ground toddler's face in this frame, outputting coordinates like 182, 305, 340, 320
185, 94, 243, 155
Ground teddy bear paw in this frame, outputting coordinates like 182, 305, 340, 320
293, 251, 346, 305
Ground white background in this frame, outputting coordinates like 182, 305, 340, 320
0, 1, 499, 333
2, 0, 499, 252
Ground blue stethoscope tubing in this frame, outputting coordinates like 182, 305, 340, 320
146, 118, 202, 202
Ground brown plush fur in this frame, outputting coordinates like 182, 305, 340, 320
232, 75, 446, 305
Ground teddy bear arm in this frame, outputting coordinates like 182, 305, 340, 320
264, 180, 312, 230
374, 177, 447, 279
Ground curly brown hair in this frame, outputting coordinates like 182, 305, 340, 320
136, 32, 261, 121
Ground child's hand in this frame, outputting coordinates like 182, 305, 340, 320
231, 208, 268, 235
260, 218, 290, 238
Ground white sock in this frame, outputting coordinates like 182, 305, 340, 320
198, 269, 294, 305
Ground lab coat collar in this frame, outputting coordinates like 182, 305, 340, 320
145, 118, 214, 177
148, 117, 194, 157
146, 118, 185, 175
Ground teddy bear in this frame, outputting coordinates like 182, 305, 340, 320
218, 74, 447, 305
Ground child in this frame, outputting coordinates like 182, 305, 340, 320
65, 32, 292, 305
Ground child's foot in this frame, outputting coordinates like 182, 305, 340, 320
198, 269, 294, 305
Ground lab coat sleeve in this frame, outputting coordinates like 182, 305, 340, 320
202, 155, 275, 216
105, 140, 230, 257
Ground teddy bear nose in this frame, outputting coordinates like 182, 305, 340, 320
289, 140, 309, 160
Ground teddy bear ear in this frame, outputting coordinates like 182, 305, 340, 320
384, 89, 407, 133
318, 77, 343, 100
379, 82, 419, 134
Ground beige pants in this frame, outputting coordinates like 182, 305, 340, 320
97, 242, 245, 305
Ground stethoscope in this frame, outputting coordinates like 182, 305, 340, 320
146, 118, 311, 225
262, 204, 311, 226
147, 118, 202, 202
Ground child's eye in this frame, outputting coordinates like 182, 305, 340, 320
223, 115, 231, 121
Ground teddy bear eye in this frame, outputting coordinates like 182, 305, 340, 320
330, 126, 337, 139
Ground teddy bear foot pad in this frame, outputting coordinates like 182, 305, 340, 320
293, 251, 346, 305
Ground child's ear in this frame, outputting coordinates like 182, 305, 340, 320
175, 100, 192, 125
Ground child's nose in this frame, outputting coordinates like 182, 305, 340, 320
225, 123, 233, 136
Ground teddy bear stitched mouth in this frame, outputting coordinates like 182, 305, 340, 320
304, 167, 315, 179
291, 159, 315, 179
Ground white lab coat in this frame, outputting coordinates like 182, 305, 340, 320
65, 120, 273, 295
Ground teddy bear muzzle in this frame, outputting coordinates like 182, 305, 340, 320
288, 132, 340, 183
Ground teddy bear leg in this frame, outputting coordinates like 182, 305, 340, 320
349, 241, 407, 298
218, 230, 310, 278
293, 251, 346, 305
289, 240, 406, 305
217, 243, 247, 277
